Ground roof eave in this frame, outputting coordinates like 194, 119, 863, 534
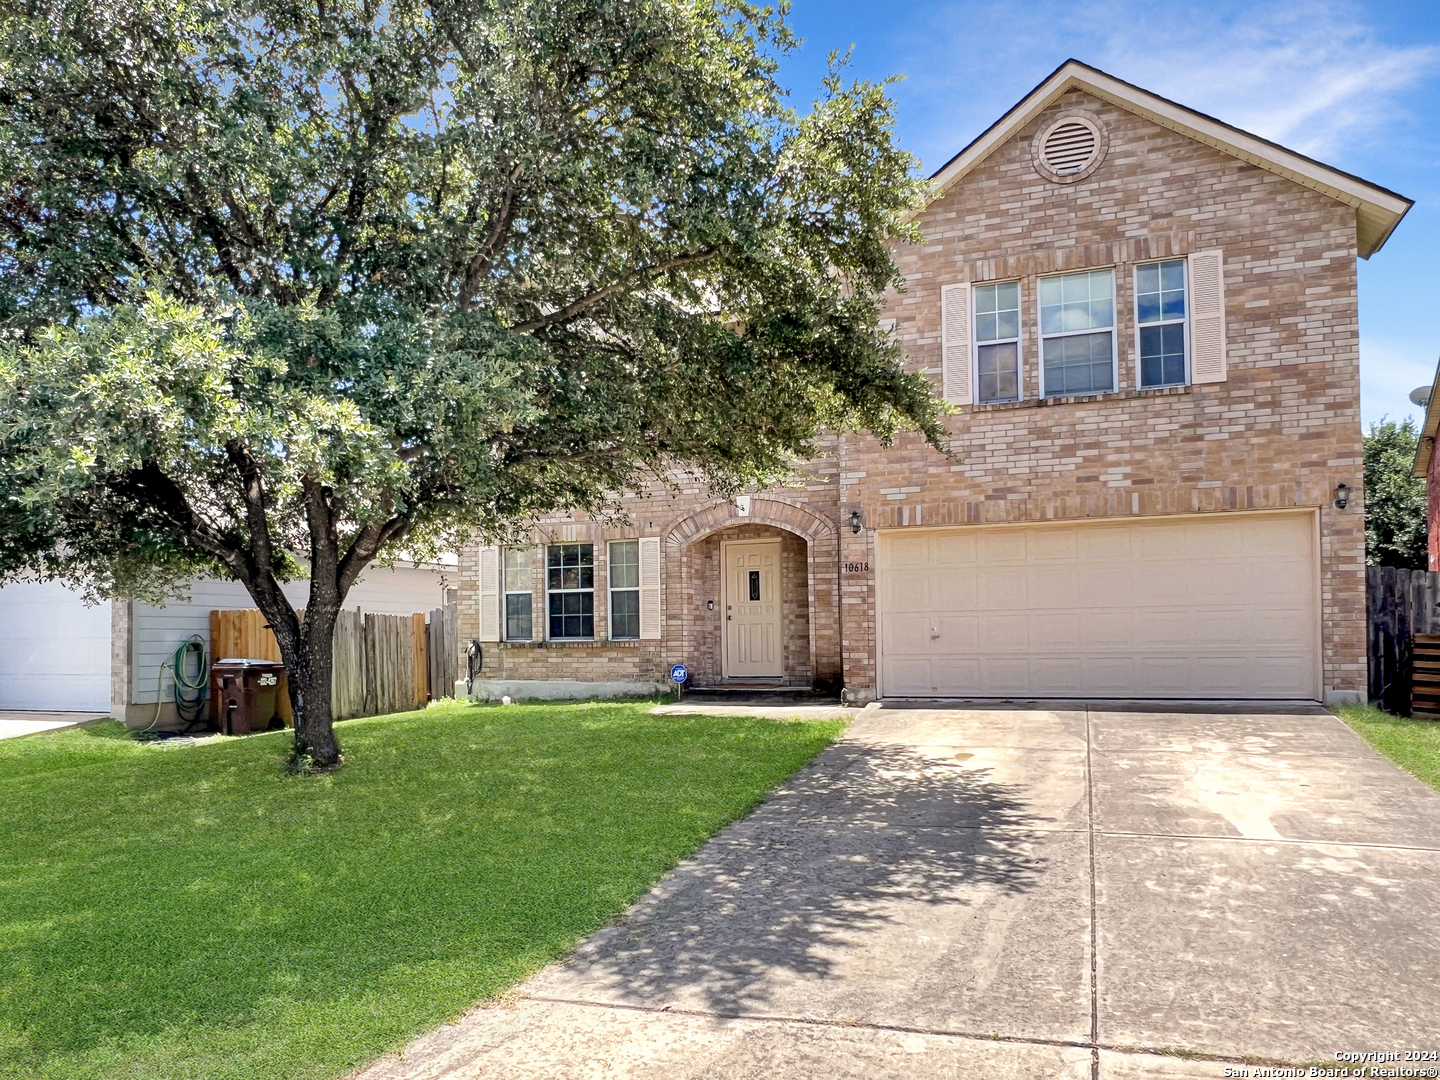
907, 59, 1413, 258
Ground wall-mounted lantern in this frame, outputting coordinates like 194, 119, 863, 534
1334, 483, 1350, 510
849, 510, 863, 534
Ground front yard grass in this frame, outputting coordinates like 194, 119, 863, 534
1333, 702, 1440, 793
0, 699, 843, 1080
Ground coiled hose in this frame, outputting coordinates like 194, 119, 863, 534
146, 635, 210, 732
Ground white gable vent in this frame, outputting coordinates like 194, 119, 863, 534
1032, 112, 1108, 184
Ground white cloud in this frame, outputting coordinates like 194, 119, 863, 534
896, 0, 1439, 169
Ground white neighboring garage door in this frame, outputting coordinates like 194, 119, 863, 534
877, 512, 1320, 700
0, 580, 112, 711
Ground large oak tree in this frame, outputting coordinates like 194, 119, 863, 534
0, 0, 945, 767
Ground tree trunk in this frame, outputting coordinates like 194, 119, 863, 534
287, 601, 343, 768
248, 585, 343, 769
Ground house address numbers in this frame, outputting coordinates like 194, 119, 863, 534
843, 561, 870, 573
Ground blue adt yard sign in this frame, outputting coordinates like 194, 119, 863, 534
670, 664, 688, 685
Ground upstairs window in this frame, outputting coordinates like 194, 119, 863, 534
547, 544, 594, 639
503, 548, 533, 641
1136, 259, 1188, 387
1040, 269, 1115, 397
974, 281, 1021, 403
608, 541, 640, 640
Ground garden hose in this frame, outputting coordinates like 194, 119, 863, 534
146, 635, 210, 732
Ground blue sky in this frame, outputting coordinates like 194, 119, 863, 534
773, 0, 1440, 430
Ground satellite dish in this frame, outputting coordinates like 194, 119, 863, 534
1411, 385, 1433, 408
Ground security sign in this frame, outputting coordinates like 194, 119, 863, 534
670, 664, 689, 685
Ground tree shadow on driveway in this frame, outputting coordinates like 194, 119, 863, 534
531, 740, 1088, 1034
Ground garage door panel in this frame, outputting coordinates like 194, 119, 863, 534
932, 658, 982, 695
1078, 567, 1133, 608
978, 570, 1029, 609
878, 513, 1318, 700
936, 613, 981, 651
884, 613, 934, 653
889, 658, 935, 693
886, 533, 933, 567
932, 531, 979, 565
935, 570, 979, 610
886, 570, 938, 612
978, 656, 1032, 695
1033, 613, 1083, 650
1030, 567, 1081, 607
1028, 528, 1079, 561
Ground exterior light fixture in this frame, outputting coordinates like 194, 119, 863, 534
849, 510, 863, 534
1334, 483, 1350, 510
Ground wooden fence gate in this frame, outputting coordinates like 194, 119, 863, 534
1366, 565, 1440, 715
211, 605, 460, 724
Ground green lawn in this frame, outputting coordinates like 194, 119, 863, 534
1333, 703, 1440, 792
0, 700, 843, 1080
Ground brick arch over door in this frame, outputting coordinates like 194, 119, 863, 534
664, 500, 841, 686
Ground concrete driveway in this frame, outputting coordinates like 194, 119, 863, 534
356, 703, 1440, 1079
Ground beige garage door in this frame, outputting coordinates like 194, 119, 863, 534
877, 512, 1319, 700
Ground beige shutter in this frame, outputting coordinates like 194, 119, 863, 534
638, 536, 662, 640
941, 282, 972, 404
1188, 249, 1226, 384
478, 545, 501, 642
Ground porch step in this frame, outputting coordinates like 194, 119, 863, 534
683, 684, 827, 702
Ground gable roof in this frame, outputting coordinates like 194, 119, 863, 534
1412, 359, 1440, 478
919, 59, 1412, 259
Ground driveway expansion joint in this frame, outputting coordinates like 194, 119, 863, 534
519, 993, 1322, 1070
1098, 829, 1440, 853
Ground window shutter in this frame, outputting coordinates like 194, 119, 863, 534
638, 536, 662, 640
941, 282, 972, 404
1188, 249, 1227, 384
478, 545, 501, 642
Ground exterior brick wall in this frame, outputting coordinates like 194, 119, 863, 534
459, 85, 1374, 704
1429, 444, 1440, 573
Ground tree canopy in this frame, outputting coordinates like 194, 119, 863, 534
0, 0, 946, 764
1363, 417, 1427, 569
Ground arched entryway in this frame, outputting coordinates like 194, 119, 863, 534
663, 499, 840, 689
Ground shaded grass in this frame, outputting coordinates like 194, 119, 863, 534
0, 700, 844, 1080
1333, 702, 1440, 793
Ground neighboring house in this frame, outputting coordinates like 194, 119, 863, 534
455, 59, 1408, 705
1412, 373, 1440, 572
0, 560, 455, 723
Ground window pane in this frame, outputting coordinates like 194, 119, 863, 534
503, 548, 531, 592
1043, 331, 1114, 396
977, 342, 1019, 403
1040, 270, 1114, 335
975, 281, 1020, 342
611, 589, 639, 639
609, 541, 639, 589
1138, 259, 1186, 324
1140, 323, 1187, 387
505, 593, 532, 641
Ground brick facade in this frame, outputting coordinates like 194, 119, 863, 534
457, 79, 1391, 704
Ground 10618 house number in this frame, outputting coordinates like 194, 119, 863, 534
844, 561, 870, 573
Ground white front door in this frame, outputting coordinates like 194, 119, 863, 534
723, 539, 783, 678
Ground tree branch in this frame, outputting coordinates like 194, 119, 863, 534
511, 248, 720, 334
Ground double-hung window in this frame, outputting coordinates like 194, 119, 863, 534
547, 544, 594, 639
1040, 269, 1115, 397
1136, 259, 1188, 387
503, 548, 533, 641
974, 281, 1021, 403
607, 541, 640, 640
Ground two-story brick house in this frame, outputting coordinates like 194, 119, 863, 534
457, 60, 1409, 706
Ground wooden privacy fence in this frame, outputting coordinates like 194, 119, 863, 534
210, 606, 460, 723
1366, 565, 1440, 715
